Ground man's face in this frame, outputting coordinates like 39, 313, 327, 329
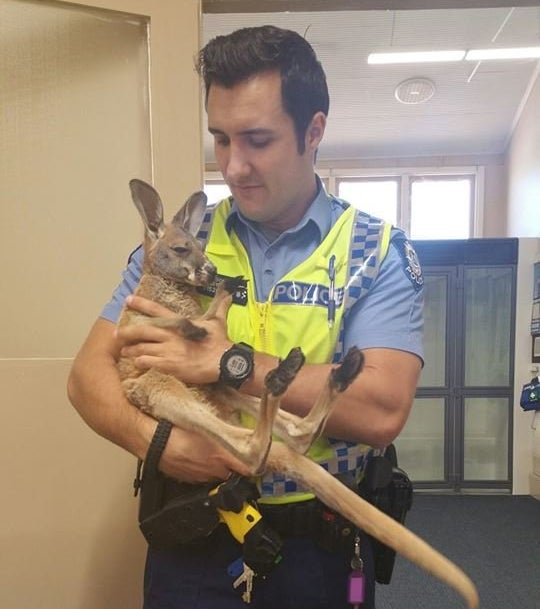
207, 70, 325, 232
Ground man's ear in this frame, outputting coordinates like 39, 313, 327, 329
305, 112, 326, 153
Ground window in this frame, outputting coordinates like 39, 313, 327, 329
204, 167, 481, 239
410, 176, 474, 239
330, 168, 480, 238
204, 181, 231, 204
337, 178, 399, 225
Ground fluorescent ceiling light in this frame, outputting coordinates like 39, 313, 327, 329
466, 47, 540, 60
368, 50, 466, 64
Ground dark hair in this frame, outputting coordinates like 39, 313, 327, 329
197, 25, 329, 153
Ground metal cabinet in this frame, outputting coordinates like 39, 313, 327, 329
395, 239, 517, 491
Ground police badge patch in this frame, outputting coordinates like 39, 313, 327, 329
397, 239, 424, 292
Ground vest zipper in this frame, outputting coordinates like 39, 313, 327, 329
256, 301, 270, 353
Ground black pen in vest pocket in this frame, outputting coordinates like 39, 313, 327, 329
328, 254, 336, 328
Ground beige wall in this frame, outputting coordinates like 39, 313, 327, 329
506, 68, 540, 238
482, 163, 508, 238
0, 1, 201, 607
513, 239, 540, 494
505, 66, 540, 493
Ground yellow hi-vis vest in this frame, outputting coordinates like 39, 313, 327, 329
197, 198, 392, 503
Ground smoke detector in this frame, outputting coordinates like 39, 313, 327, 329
394, 78, 435, 104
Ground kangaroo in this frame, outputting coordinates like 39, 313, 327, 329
118, 178, 479, 609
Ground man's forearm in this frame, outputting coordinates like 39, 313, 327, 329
67, 319, 251, 482
67, 319, 156, 460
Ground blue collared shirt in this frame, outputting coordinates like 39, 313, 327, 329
225, 179, 348, 302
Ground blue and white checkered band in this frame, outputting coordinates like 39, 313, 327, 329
332, 211, 387, 363
259, 441, 376, 497
397, 238, 424, 292
197, 205, 219, 245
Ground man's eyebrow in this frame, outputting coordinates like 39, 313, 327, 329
208, 127, 274, 137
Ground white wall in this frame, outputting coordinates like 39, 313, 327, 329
505, 64, 540, 493
507, 68, 540, 237
513, 239, 540, 494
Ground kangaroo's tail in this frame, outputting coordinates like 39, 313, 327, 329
267, 443, 479, 609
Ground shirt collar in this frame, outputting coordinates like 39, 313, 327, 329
224, 175, 332, 240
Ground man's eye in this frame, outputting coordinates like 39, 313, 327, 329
250, 138, 271, 149
172, 246, 189, 254
215, 137, 229, 147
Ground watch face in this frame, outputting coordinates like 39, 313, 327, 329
220, 344, 254, 387
225, 352, 251, 378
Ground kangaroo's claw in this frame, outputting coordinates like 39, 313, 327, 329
331, 347, 364, 392
265, 347, 306, 396
220, 275, 246, 295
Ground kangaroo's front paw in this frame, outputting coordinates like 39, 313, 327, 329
176, 318, 208, 341
150, 317, 208, 341
123, 378, 151, 411
220, 275, 246, 295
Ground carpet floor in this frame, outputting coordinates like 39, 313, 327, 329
375, 494, 540, 609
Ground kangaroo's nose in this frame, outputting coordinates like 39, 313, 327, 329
204, 261, 217, 283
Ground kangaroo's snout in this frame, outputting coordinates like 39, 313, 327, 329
193, 260, 217, 286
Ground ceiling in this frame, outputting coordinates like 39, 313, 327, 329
202, 4, 540, 164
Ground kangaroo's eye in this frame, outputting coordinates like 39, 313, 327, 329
172, 246, 189, 254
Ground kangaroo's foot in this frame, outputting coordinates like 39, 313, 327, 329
330, 347, 364, 392
248, 348, 306, 475
264, 347, 306, 396
269, 347, 365, 455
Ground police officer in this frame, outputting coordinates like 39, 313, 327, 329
68, 25, 423, 609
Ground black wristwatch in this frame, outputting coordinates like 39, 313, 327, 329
219, 342, 254, 388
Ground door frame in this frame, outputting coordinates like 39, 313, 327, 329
58, 0, 203, 204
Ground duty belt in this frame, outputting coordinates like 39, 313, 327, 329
257, 498, 358, 553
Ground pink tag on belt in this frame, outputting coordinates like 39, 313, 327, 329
348, 569, 365, 606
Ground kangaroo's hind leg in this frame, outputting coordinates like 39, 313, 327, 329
219, 347, 364, 456
123, 346, 305, 474
269, 347, 364, 454
248, 347, 306, 474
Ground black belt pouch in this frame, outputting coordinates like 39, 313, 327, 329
138, 471, 220, 549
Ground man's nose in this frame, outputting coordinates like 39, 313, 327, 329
224, 144, 250, 181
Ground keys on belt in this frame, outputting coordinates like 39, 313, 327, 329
213, 475, 359, 604
233, 563, 255, 604
211, 475, 283, 604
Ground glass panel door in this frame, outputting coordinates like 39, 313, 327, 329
463, 397, 510, 481
407, 242, 516, 492
460, 265, 514, 489
419, 273, 449, 388
395, 270, 454, 487
464, 267, 513, 387
395, 397, 446, 481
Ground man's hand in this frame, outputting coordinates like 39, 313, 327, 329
69, 317, 250, 486
117, 295, 232, 385
159, 424, 251, 482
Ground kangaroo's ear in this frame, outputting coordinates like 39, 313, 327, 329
172, 191, 208, 236
129, 179, 164, 239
